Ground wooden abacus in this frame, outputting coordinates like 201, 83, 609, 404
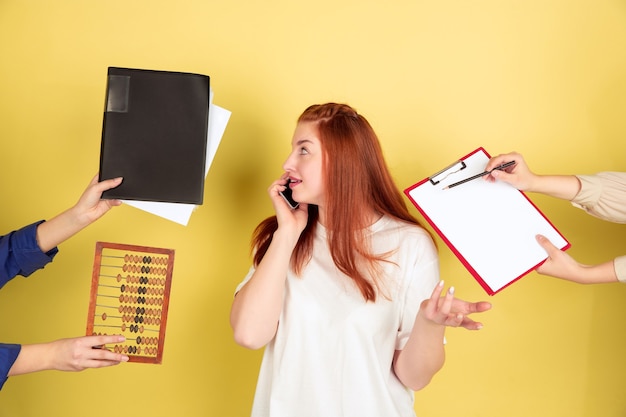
86, 242, 174, 364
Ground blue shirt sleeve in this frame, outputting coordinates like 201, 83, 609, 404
0, 222, 59, 389
0, 344, 21, 390
0, 221, 59, 289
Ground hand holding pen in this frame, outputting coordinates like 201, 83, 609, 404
444, 160, 516, 189
483, 152, 536, 191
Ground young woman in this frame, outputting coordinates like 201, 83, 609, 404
231, 103, 491, 417
485, 151, 626, 284
1, 176, 129, 390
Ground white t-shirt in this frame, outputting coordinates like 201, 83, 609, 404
236, 215, 440, 417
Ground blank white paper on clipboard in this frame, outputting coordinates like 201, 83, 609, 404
404, 147, 570, 295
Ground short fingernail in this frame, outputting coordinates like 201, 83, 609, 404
448, 286, 455, 295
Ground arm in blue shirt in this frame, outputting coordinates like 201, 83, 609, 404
0, 220, 58, 388
0, 221, 58, 289
0, 344, 21, 390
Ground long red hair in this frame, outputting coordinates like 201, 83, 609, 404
252, 103, 430, 302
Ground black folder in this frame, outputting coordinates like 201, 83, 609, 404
99, 67, 210, 204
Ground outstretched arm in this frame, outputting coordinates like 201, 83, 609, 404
36, 176, 122, 253
535, 234, 618, 284
485, 152, 581, 200
8, 334, 129, 376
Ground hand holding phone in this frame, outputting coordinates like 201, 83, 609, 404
279, 180, 299, 209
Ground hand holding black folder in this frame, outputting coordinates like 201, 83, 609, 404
99, 67, 210, 204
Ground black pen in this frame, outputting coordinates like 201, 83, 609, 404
443, 160, 516, 190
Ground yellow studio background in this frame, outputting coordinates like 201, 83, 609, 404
0, 1, 624, 416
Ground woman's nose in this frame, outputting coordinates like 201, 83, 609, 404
282, 152, 295, 172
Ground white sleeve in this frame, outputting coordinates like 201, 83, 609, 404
395, 233, 440, 350
234, 265, 256, 295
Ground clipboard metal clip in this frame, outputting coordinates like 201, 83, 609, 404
429, 160, 467, 185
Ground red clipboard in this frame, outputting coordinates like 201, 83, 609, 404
404, 147, 570, 295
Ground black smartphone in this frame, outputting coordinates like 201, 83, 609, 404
279, 180, 299, 209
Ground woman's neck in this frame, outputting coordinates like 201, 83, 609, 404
318, 207, 383, 229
